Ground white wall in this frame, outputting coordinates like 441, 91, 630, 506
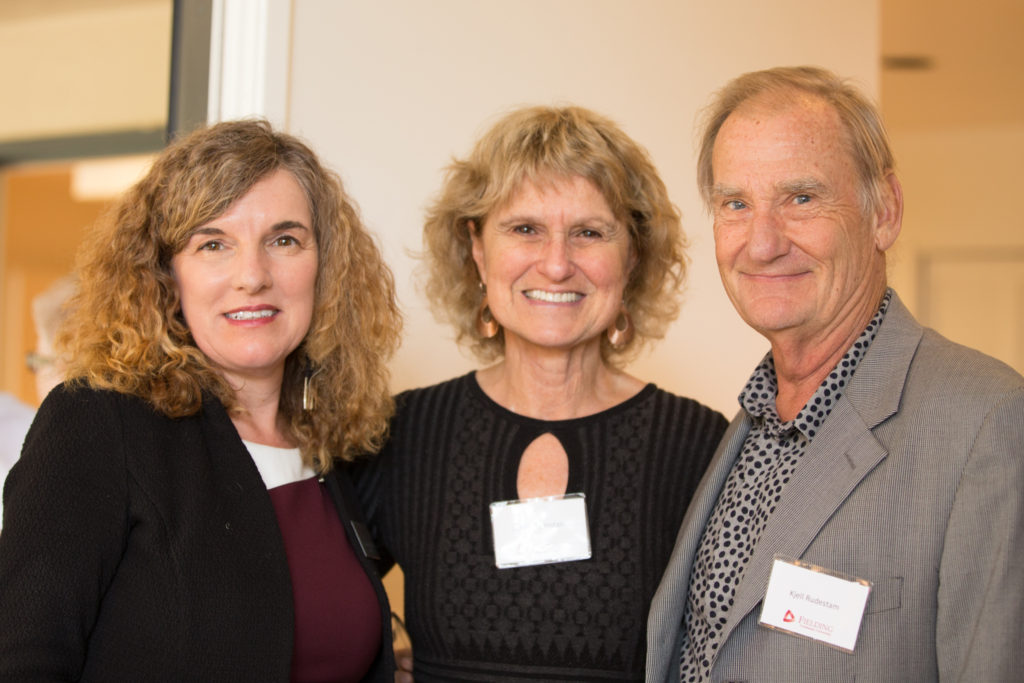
281, 0, 880, 416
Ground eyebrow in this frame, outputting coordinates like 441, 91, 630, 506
710, 178, 829, 199
710, 184, 744, 199
778, 178, 828, 195
187, 220, 310, 237
494, 214, 617, 229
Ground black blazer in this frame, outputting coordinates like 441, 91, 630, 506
0, 385, 394, 682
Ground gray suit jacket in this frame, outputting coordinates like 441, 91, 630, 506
647, 292, 1024, 682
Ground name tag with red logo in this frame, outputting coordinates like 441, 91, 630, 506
759, 556, 872, 652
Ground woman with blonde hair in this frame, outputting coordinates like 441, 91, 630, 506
0, 119, 400, 682
357, 106, 727, 681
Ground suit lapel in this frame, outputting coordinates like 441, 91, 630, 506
722, 400, 887, 636
648, 410, 751, 681
718, 292, 925, 645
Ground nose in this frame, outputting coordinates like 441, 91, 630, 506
233, 245, 272, 292
536, 234, 574, 281
745, 207, 790, 263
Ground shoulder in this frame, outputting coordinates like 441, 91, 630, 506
648, 387, 730, 434
914, 329, 1024, 397
26, 384, 225, 468
31, 384, 150, 443
859, 293, 1024, 422
391, 372, 477, 419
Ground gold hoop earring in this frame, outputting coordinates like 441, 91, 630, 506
476, 296, 500, 339
606, 307, 634, 348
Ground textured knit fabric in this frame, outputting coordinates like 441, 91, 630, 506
679, 291, 890, 681
355, 372, 727, 682
0, 385, 395, 682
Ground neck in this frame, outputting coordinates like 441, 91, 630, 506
769, 285, 886, 422
225, 372, 293, 448
477, 338, 643, 420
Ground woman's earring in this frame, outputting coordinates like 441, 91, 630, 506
606, 307, 634, 348
476, 285, 500, 339
302, 365, 317, 412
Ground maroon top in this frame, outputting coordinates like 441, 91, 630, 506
268, 477, 382, 682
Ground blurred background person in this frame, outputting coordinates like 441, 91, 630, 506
0, 393, 33, 526
357, 105, 727, 682
0, 120, 401, 682
0, 275, 76, 532
28, 274, 78, 403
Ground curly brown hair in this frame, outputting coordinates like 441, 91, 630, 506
59, 119, 402, 471
422, 105, 687, 365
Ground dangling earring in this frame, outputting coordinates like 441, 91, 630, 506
476, 287, 500, 339
606, 306, 634, 348
302, 365, 317, 412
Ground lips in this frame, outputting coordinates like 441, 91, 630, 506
523, 289, 583, 303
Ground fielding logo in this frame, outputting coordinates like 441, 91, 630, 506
783, 610, 795, 623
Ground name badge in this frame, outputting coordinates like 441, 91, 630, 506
489, 493, 591, 569
759, 555, 872, 652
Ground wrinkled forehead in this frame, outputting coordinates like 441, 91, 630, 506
722, 92, 854, 158
713, 94, 858, 186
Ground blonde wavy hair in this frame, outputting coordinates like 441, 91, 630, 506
59, 119, 401, 471
423, 105, 687, 365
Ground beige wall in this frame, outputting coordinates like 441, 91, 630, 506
887, 123, 1024, 374
0, 0, 171, 142
284, 0, 881, 416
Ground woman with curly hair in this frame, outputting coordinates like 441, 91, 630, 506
356, 106, 727, 681
0, 120, 401, 682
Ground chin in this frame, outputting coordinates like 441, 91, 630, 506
740, 305, 809, 337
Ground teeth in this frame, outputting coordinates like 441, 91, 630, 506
524, 290, 582, 303
226, 309, 276, 321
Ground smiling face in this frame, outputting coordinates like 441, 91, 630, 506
171, 169, 318, 389
470, 174, 634, 357
710, 94, 900, 347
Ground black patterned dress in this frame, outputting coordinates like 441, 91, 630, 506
354, 372, 726, 682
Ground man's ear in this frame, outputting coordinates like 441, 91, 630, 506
873, 172, 903, 252
468, 219, 486, 283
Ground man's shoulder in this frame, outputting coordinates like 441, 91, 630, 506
912, 326, 1024, 396
875, 291, 1023, 398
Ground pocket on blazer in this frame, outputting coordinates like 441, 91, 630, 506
864, 576, 903, 614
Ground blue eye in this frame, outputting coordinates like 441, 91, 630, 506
794, 194, 812, 205
725, 200, 747, 210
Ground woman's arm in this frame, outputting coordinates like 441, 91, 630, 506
0, 386, 129, 681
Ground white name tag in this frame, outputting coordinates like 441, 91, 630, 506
759, 555, 872, 652
489, 493, 591, 569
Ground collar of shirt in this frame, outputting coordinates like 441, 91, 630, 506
738, 288, 894, 441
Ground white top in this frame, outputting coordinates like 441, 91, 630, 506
243, 440, 315, 490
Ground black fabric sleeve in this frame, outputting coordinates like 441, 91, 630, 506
0, 386, 130, 681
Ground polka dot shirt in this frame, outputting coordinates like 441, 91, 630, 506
678, 290, 892, 682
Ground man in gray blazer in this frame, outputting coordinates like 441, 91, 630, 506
647, 66, 1024, 682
